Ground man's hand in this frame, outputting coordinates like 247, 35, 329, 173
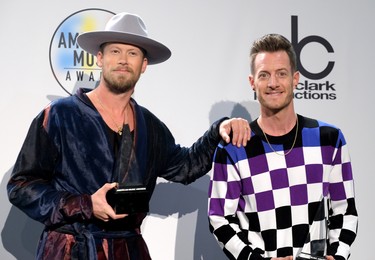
325, 256, 335, 260
219, 118, 250, 147
91, 182, 127, 221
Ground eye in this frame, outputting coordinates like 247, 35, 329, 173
277, 70, 288, 78
258, 72, 270, 80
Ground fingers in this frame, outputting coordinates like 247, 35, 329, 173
105, 182, 118, 191
219, 119, 231, 144
92, 182, 127, 222
99, 211, 128, 222
228, 118, 251, 147
110, 213, 128, 220
243, 123, 251, 146
219, 128, 231, 144
102, 182, 128, 220
98, 203, 128, 222
219, 118, 251, 147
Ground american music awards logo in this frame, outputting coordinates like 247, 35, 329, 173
49, 9, 115, 95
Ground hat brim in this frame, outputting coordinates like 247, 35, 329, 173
77, 31, 171, 65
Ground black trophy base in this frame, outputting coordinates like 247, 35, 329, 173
106, 187, 149, 214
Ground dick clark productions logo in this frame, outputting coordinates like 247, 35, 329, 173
49, 8, 115, 95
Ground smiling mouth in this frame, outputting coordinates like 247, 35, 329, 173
267, 91, 282, 95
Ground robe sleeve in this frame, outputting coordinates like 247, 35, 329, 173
158, 117, 227, 185
7, 110, 93, 226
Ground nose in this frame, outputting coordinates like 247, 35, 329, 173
267, 74, 278, 88
118, 54, 128, 65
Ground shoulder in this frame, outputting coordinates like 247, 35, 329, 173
50, 95, 76, 109
48, 88, 96, 115
299, 115, 346, 146
300, 115, 340, 131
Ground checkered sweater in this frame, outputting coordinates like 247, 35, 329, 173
208, 115, 358, 260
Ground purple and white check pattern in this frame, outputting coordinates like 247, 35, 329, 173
208, 116, 357, 260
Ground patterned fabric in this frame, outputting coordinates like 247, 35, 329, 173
208, 115, 357, 260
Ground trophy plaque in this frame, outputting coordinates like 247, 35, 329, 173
296, 197, 328, 260
106, 125, 149, 214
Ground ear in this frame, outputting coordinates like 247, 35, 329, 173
249, 74, 255, 91
293, 71, 300, 90
141, 58, 148, 73
96, 52, 103, 67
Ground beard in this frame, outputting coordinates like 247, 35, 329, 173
102, 68, 140, 95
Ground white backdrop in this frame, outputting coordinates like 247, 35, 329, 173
1, 1, 373, 259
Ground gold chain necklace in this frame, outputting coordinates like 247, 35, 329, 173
260, 117, 298, 156
94, 92, 126, 135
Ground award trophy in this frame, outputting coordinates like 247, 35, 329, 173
106, 125, 149, 214
296, 197, 328, 260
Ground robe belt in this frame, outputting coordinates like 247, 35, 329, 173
51, 222, 141, 260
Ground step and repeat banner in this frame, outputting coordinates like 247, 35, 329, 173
1, 1, 373, 259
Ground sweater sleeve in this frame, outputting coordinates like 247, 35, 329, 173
208, 143, 268, 260
327, 129, 358, 260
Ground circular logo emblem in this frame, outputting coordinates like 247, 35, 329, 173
49, 8, 115, 95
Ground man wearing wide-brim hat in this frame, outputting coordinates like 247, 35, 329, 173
7, 12, 250, 259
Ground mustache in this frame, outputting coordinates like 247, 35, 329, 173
113, 66, 133, 73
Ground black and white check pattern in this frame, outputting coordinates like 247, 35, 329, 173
208, 115, 357, 260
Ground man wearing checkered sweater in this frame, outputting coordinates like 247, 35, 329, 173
208, 34, 358, 260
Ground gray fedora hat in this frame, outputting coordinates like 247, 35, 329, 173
77, 12, 171, 65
